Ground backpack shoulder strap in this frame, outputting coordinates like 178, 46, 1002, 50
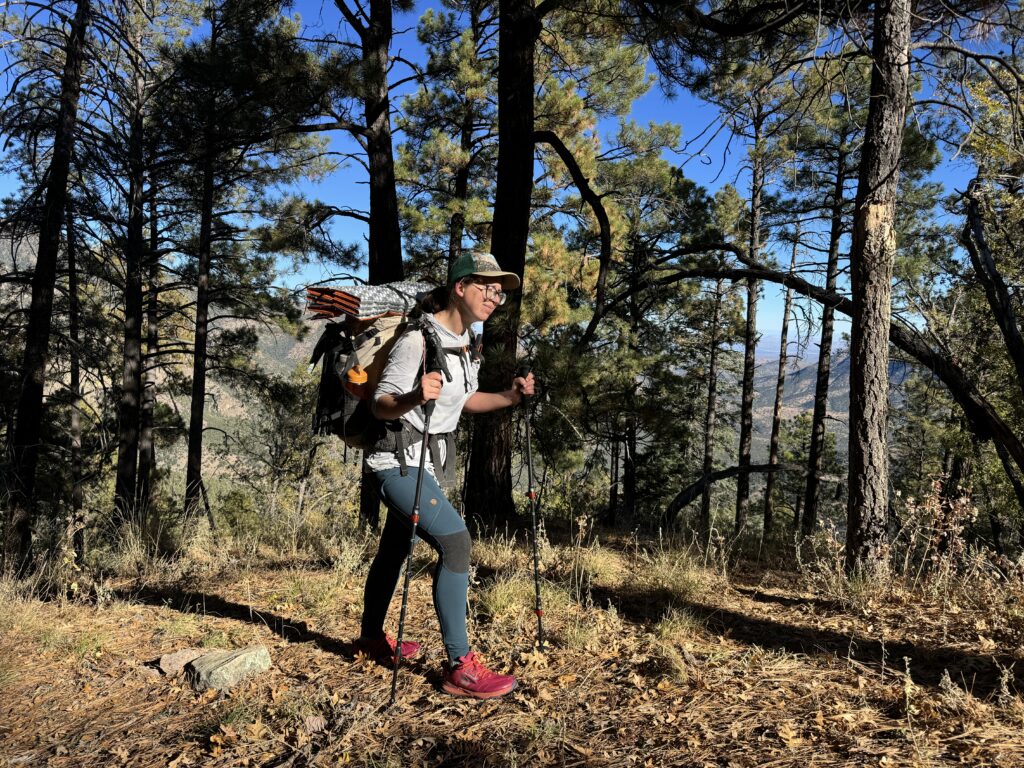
409, 317, 455, 383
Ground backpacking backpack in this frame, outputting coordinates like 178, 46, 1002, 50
306, 282, 479, 452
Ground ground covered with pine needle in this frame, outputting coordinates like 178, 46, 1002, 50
3, 531, 1024, 767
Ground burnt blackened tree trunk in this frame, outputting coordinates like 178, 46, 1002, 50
4, 0, 90, 574
845, 0, 912, 574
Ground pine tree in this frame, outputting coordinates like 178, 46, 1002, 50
2, 0, 91, 572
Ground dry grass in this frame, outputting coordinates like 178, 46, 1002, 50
3, 531, 1024, 767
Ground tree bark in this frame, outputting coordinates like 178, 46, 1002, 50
845, 0, 912, 575
764, 235, 797, 535
67, 206, 85, 565
114, 103, 147, 528
666, 463, 802, 526
736, 117, 764, 536
803, 146, 848, 536
447, 0, 483, 267
465, 0, 540, 526
699, 279, 725, 544
623, 417, 637, 520
636, 261, 1024, 498
363, 0, 404, 283
607, 436, 619, 525
448, 103, 474, 266
4, 0, 90, 574
349, 0, 406, 530
137, 185, 159, 541
961, 182, 1024, 403
184, 145, 216, 524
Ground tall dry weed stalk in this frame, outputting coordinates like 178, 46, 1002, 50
799, 479, 1023, 614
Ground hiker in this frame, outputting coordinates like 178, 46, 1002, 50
354, 252, 535, 699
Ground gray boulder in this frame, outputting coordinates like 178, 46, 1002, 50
187, 646, 271, 692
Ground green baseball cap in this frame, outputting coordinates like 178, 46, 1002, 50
448, 251, 521, 290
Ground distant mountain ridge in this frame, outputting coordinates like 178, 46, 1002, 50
254, 319, 914, 464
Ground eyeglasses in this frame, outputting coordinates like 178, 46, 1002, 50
468, 282, 507, 306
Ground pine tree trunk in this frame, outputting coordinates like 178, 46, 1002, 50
363, 0, 404, 283
700, 279, 725, 545
137, 187, 159, 541
607, 436, 619, 525
448, 105, 474, 266
357, 0, 405, 530
184, 148, 216, 525
67, 207, 85, 565
447, 1, 482, 267
3, 0, 90, 574
845, 0, 912, 575
736, 118, 764, 536
114, 110, 146, 529
623, 418, 637, 520
764, 237, 797, 536
465, 0, 538, 526
803, 148, 847, 536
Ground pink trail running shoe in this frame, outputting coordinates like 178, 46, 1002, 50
442, 652, 517, 699
354, 633, 421, 667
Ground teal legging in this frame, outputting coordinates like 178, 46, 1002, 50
360, 467, 471, 663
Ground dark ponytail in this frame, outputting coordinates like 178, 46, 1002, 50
419, 284, 450, 314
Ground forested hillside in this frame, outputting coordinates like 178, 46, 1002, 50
3, 0, 1024, 765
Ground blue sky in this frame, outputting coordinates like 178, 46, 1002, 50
3, 0, 980, 362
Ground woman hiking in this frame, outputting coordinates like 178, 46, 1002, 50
354, 252, 534, 700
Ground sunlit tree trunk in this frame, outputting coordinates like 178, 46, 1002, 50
845, 0, 912, 574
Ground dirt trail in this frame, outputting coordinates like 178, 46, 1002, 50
2, 563, 1023, 767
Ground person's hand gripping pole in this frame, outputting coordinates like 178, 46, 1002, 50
517, 363, 544, 653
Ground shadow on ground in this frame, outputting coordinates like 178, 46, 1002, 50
591, 582, 1024, 698
113, 585, 353, 657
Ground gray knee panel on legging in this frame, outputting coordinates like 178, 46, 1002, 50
434, 529, 471, 574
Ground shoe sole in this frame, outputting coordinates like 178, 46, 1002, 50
441, 680, 517, 699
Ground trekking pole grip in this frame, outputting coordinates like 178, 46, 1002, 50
516, 363, 532, 403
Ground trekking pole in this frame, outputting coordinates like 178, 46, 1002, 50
389, 395, 435, 708
518, 364, 545, 653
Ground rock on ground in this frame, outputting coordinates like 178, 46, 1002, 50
186, 646, 271, 692
157, 648, 204, 677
